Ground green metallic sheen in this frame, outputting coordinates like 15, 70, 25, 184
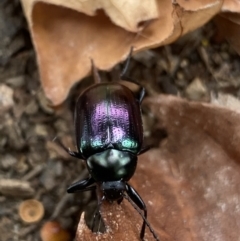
87, 149, 137, 182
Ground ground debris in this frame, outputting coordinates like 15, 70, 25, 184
0, 178, 34, 197
1, 3, 240, 240
185, 77, 209, 101
0, 84, 14, 111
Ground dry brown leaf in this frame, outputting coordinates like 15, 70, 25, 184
214, 13, 240, 55
214, 1, 240, 54
171, 2, 222, 39
76, 95, 240, 241
22, 0, 159, 32
20, 0, 223, 105
222, 0, 240, 12
177, 0, 221, 11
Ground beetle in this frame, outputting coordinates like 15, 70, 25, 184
61, 48, 159, 241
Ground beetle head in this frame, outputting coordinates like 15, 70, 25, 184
100, 180, 126, 201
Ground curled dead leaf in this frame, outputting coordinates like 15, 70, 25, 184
20, 0, 223, 105
177, 0, 222, 11
214, 1, 240, 54
214, 13, 240, 55
222, 0, 240, 12
76, 95, 240, 241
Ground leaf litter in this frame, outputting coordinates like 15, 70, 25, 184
1, 1, 240, 240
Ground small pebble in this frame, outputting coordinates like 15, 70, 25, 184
201, 38, 209, 47
0, 154, 17, 170
0, 84, 14, 111
212, 53, 222, 65
55, 161, 63, 177
211, 93, 240, 113
185, 77, 209, 101
25, 99, 39, 115
15, 155, 29, 174
180, 59, 189, 68
220, 51, 229, 61
5, 75, 25, 87
0, 135, 7, 148
177, 71, 184, 80
175, 71, 187, 87
4, 117, 25, 150
35, 124, 49, 137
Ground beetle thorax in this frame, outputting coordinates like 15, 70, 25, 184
86, 149, 137, 182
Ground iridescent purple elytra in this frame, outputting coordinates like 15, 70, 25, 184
75, 82, 143, 159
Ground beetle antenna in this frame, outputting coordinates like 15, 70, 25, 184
120, 46, 134, 78
119, 47, 146, 103
91, 59, 101, 83
53, 136, 84, 159
123, 194, 160, 241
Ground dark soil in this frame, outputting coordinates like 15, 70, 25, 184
0, 1, 240, 241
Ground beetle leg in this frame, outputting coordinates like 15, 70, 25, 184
69, 150, 83, 159
126, 183, 147, 240
66, 148, 84, 159
138, 86, 145, 103
120, 47, 133, 78
67, 177, 96, 193
121, 76, 146, 103
92, 195, 105, 232
91, 59, 101, 83
53, 136, 85, 160
138, 145, 152, 155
